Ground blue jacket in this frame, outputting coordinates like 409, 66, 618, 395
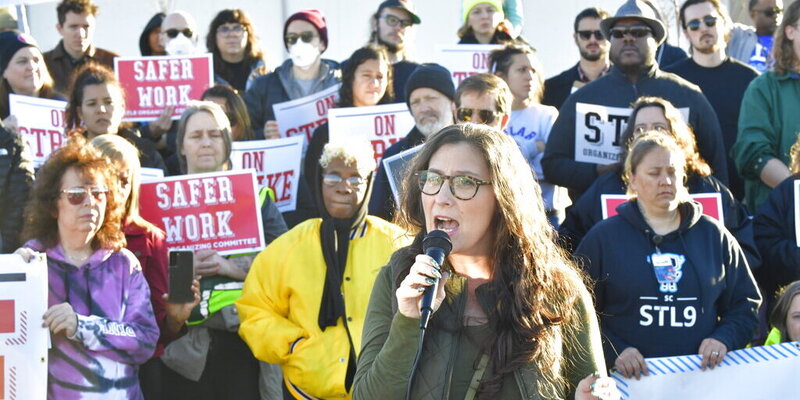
575, 200, 760, 367
542, 65, 728, 201
753, 175, 800, 297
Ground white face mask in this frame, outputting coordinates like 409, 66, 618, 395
165, 34, 196, 56
289, 41, 320, 70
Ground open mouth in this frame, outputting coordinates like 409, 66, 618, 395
434, 216, 459, 234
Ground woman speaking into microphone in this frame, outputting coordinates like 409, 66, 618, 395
354, 123, 616, 400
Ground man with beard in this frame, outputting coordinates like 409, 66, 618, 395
543, 7, 610, 111
665, 0, 758, 200
367, 0, 420, 102
728, 0, 783, 73
542, 0, 727, 202
368, 63, 455, 221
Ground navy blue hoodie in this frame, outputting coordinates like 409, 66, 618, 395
753, 175, 800, 297
575, 200, 760, 367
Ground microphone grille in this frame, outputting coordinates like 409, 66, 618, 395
423, 230, 453, 254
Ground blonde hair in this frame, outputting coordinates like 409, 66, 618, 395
319, 141, 376, 172
624, 130, 690, 201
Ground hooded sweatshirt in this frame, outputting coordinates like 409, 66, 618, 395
574, 200, 760, 367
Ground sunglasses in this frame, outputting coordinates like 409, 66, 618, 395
217, 24, 245, 35
322, 173, 366, 188
165, 28, 194, 39
416, 171, 491, 201
609, 26, 652, 39
685, 15, 717, 31
285, 31, 317, 45
754, 7, 782, 17
61, 187, 109, 206
577, 30, 604, 40
380, 14, 414, 28
456, 107, 501, 125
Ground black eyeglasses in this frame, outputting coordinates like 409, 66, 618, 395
285, 31, 317, 45
322, 173, 366, 188
609, 26, 652, 39
380, 15, 413, 28
577, 30, 604, 40
754, 7, 782, 17
456, 107, 502, 125
165, 28, 194, 39
685, 15, 718, 31
217, 24, 245, 35
61, 187, 108, 205
416, 171, 491, 201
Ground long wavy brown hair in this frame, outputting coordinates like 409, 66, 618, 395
771, 0, 800, 75
22, 135, 125, 251
394, 123, 589, 398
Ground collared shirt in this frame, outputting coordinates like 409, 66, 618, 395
44, 40, 119, 95
576, 62, 610, 82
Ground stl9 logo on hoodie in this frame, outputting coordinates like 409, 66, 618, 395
639, 252, 697, 327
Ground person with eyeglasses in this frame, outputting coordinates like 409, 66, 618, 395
543, 0, 728, 204
457, 0, 514, 44
664, 0, 759, 201
238, 141, 408, 400
14, 135, 160, 398
454, 73, 511, 132
245, 9, 340, 142
207, 9, 269, 94
367, 0, 421, 103
353, 123, 618, 400
559, 97, 759, 274
733, 1, 800, 219
543, 7, 611, 111
44, 0, 119, 96
728, 0, 784, 72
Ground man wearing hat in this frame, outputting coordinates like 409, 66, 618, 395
542, 0, 728, 202
368, 0, 420, 102
369, 63, 456, 221
245, 9, 340, 141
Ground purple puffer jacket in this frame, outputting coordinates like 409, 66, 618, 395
26, 240, 159, 400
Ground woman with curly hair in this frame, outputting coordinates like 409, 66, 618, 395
15, 135, 159, 398
353, 123, 616, 400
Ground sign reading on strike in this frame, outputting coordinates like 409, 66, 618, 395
273, 84, 340, 147
328, 103, 415, 165
9, 94, 67, 168
435, 44, 502, 87
601, 193, 723, 221
138, 170, 266, 255
230, 136, 304, 212
574, 103, 690, 165
114, 54, 213, 122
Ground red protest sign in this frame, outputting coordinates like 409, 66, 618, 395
114, 54, 213, 122
0, 300, 13, 333
138, 170, 266, 255
601, 193, 723, 221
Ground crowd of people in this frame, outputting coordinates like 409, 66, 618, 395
1, 0, 799, 399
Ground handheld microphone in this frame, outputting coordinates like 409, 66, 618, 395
419, 230, 452, 330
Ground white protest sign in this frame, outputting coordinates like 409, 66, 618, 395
612, 342, 800, 400
140, 167, 164, 183
328, 103, 415, 166
230, 136, 303, 213
0, 253, 49, 400
574, 103, 690, 165
273, 84, 340, 144
794, 180, 800, 247
434, 44, 502, 87
9, 94, 67, 169
383, 145, 422, 204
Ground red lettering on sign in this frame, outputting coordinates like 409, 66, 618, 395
0, 300, 14, 333
452, 71, 478, 85
374, 115, 396, 136
471, 52, 489, 69
286, 118, 327, 141
315, 95, 336, 116
265, 170, 294, 202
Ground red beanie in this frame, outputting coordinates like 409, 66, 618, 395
283, 9, 328, 52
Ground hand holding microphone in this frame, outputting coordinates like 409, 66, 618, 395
395, 230, 452, 328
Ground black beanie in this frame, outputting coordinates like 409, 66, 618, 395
0, 30, 37, 74
404, 63, 455, 108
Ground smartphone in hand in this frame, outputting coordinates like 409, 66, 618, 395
168, 250, 194, 303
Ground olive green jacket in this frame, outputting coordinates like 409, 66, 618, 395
353, 264, 606, 400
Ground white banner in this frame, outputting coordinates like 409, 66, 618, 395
612, 342, 800, 400
272, 84, 340, 145
328, 103, 415, 166
230, 137, 303, 213
574, 104, 690, 165
383, 145, 422, 204
0, 253, 48, 400
434, 44, 502, 87
8, 94, 67, 169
